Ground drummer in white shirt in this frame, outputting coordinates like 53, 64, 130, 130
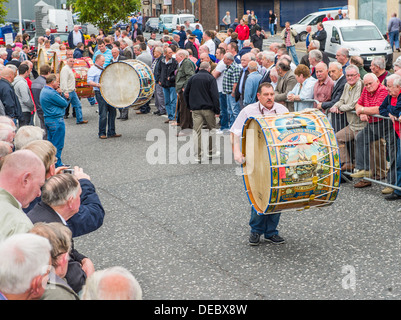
230, 82, 288, 246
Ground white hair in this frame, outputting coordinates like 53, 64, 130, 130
371, 56, 386, 70
363, 72, 378, 82
262, 51, 275, 62
14, 125, 44, 150
81, 266, 142, 300
309, 49, 322, 62
387, 74, 401, 87
345, 64, 359, 75
329, 61, 343, 71
0, 233, 51, 295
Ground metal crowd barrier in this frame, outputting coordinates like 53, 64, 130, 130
284, 98, 400, 192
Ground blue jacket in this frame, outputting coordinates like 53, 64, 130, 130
243, 71, 263, 106
379, 93, 401, 118
40, 85, 68, 120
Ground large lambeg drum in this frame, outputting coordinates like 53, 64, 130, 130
241, 109, 341, 214
37, 48, 57, 73
99, 59, 155, 109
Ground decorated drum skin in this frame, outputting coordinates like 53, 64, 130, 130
241, 109, 341, 214
37, 48, 57, 73
99, 59, 155, 109
59, 57, 95, 99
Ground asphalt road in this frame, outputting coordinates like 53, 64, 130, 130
64, 34, 401, 300
67, 100, 401, 300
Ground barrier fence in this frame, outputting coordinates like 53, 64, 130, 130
288, 98, 400, 193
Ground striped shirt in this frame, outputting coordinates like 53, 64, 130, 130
357, 83, 388, 123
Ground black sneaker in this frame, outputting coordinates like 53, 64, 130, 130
265, 234, 285, 245
249, 232, 261, 246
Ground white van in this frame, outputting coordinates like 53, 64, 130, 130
323, 19, 393, 70
291, 9, 347, 42
48, 9, 74, 33
171, 14, 198, 31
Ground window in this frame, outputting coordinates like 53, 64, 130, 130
340, 26, 383, 41
332, 27, 339, 42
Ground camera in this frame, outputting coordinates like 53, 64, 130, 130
63, 168, 75, 174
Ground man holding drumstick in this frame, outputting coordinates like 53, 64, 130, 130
230, 82, 288, 246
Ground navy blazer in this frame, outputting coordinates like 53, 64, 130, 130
379, 94, 401, 118
27, 201, 88, 293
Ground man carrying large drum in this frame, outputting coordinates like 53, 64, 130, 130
230, 82, 288, 246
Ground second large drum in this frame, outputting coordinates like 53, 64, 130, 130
99, 59, 155, 109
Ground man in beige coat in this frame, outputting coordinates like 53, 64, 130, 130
332, 64, 364, 171
274, 57, 297, 111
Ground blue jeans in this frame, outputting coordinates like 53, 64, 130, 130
249, 207, 281, 238
67, 91, 83, 123
238, 40, 244, 51
95, 91, 116, 137
287, 45, 299, 66
269, 23, 274, 36
45, 117, 65, 167
219, 92, 229, 130
226, 94, 240, 126
163, 87, 177, 120
87, 96, 96, 105
389, 31, 400, 51
395, 138, 401, 196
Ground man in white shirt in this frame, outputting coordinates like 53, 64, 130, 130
212, 47, 228, 133
59, 57, 88, 125
230, 83, 288, 246
203, 30, 216, 56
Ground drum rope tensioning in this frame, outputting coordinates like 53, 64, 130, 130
241, 108, 341, 215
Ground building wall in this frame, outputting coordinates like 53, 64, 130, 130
5, 0, 66, 21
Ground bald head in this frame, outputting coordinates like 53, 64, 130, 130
1, 67, 16, 83
0, 150, 46, 208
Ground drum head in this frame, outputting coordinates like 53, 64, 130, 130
100, 62, 140, 108
244, 119, 271, 213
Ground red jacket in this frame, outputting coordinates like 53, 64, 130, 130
235, 24, 249, 41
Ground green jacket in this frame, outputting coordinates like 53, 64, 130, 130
175, 58, 195, 93
0, 188, 33, 240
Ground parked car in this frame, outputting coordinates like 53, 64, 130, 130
145, 17, 159, 33
291, 9, 348, 42
158, 14, 174, 33
323, 19, 393, 70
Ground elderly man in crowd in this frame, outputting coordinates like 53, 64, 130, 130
27, 173, 95, 294
0, 67, 21, 122
175, 49, 195, 136
235, 53, 252, 109
29, 222, 79, 300
314, 62, 334, 111
0, 233, 51, 300
32, 65, 51, 139
184, 62, 220, 162
222, 52, 242, 126
335, 48, 350, 74
212, 47, 229, 134
351, 73, 394, 192
377, 74, 401, 200
243, 61, 262, 106
333, 64, 364, 172
81, 266, 142, 300
152, 47, 166, 116
260, 51, 275, 84
323, 61, 348, 132
274, 57, 297, 111
157, 46, 178, 123
370, 56, 391, 85
0, 150, 45, 240
12, 63, 34, 127
308, 49, 323, 79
